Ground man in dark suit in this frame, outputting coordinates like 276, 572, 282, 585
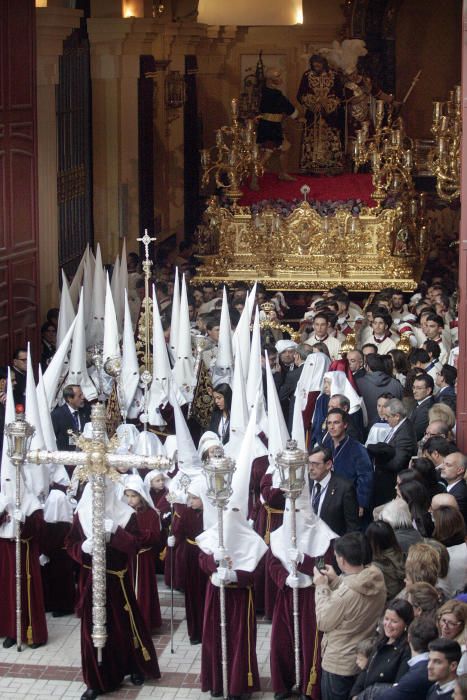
308, 445, 359, 535
347, 349, 366, 380
278, 344, 312, 431
367, 398, 418, 507
440, 451, 467, 526
408, 372, 435, 441
379, 616, 438, 700
434, 364, 457, 413
52, 385, 91, 452
12, 347, 28, 406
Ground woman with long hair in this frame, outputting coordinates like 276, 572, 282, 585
208, 383, 232, 444
409, 457, 446, 498
432, 506, 467, 597
366, 521, 405, 601
398, 479, 433, 537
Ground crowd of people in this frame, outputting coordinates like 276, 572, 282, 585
0, 249, 466, 700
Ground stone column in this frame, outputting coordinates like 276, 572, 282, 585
36, 6, 82, 316
87, 17, 155, 262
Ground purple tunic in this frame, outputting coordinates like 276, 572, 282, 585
199, 551, 263, 696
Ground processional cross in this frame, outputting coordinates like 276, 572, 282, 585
136, 230, 158, 429
7, 403, 171, 658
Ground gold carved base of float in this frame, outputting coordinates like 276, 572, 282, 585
193, 196, 429, 292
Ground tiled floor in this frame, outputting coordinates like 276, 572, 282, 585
0, 584, 275, 700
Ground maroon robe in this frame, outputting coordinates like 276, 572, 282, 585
129, 507, 162, 630
172, 506, 207, 642
0, 509, 48, 645
268, 546, 334, 698
253, 473, 285, 617
149, 487, 170, 574
40, 520, 76, 614
66, 514, 160, 693
199, 551, 263, 696
164, 503, 186, 590
248, 455, 269, 520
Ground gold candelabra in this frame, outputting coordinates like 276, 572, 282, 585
353, 101, 415, 206
429, 85, 461, 202
200, 98, 263, 203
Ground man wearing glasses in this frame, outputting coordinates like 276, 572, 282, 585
12, 347, 27, 406
308, 445, 359, 535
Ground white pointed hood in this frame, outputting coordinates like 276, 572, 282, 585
110, 255, 122, 332
120, 238, 129, 293
86, 243, 106, 348
246, 281, 257, 319
166, 384, 201, 502
265, 351, 290, 486
148, 286, 180, 427
37, 367, 70, 487
169, 267, 180, 363
42, 315, 77, 410
81, 255, 93, 333
57, 270, 76, 349
246, 307, 262, 411
232, 300, 251, 383
68, 247, 86, 310
212, 287, 233, 386
120, 290, 140, 413
68, 289, 98, 400
24, 345, 50, 501
102, 273, 121, 365
291, 391, 306, 452
227, 344, 249, 448
229, 403, 258, 517
172, 274, 195, 401
0, 370, 42, 538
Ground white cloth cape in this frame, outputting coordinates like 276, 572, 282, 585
43, 489, 74, 523
196, 508, 267, 572
76, 479, 134, 539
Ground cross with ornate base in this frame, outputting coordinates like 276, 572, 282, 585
15, 403, 171, 661
137, 229, 157, 265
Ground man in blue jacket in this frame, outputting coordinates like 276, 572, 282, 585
379, 616, 438, 700
322, 408, 373, 519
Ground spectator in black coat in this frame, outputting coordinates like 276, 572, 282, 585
51, 385, 91, 453
408, 373, 435, 441
350, 599, 414, 698
308, 446, 360, 535
378, 616, 438, 700
367, 399, 417, 508
434, 364, 457, 413
439, 452, 467, 526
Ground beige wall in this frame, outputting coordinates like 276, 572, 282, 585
395, 0, 462, 138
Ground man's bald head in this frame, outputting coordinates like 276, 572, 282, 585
431, 493, 459, 512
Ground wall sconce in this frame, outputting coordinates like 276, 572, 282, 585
122, 0, 144, 18
165, 71, 186, 109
